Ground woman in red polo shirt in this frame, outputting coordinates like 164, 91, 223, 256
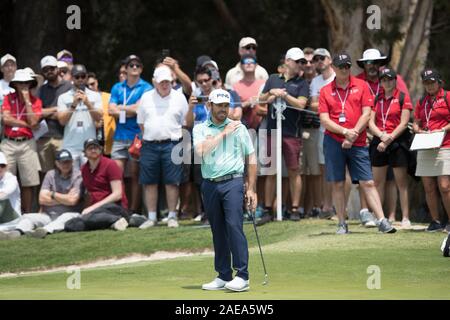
369, 68, 412, 228
1, 69, 42, 213
413, 68, 450, 233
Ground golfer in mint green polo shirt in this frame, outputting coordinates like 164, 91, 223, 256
193, 89, 257, 292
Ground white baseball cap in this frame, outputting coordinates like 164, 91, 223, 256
285, 47, 305, 61
313, 48, 331, 59
239, 37, 257, 48
57, 61, 68, 69
208, 89, 231, 104
1, 54, 16, 67
153, 66, 173, 83
40, 55, 58, 69
0, 152, 8, 165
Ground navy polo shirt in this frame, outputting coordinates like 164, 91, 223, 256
262, 74, 309, 138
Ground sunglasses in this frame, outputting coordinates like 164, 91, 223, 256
88, 82, 96, 87
241, 59, 256, 65
337, 64, 351, 70
364, 60, 380, 65
197, 78, 211, 85
295, 59, 307, 64
301, 60, 313, 65
243, 45, 257, 50
42, 66, 57, 73
60, 69, 69, 74
74, 74, 86, 80
313, 55, 326, 62
128, 63, 142, 69
0, 164, 6, 169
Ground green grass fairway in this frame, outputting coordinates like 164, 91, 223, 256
0, 220, 449, 299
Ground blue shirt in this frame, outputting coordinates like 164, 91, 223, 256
193, 117, 254, 179
109, 78, 153, 140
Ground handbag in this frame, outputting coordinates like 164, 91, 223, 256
128, 134, 142, 159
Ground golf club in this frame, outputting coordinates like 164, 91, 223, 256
247, 201, 269, 286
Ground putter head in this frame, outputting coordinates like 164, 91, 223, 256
262, 274, 269, 286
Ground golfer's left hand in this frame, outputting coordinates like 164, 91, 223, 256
246, 190, 257, 212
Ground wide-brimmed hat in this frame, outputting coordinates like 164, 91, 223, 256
357, 49, 388, 68
9, 69, 38, 89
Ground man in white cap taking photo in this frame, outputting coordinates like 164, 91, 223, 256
137, 66, 189, 229
193, 89, 257, 292
225, 37, 268, 89
0, 54, 17, 106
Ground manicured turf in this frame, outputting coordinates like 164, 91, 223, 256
0, 220, 448, 299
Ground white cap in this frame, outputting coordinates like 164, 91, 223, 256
239, 37, 257, 48
285, 47, 305, 61
202, 60, 219, 70
357, 48, 387, 62
40, 55, 58, 69
1, 54, 16, 67
313, 48, 331, 59
24, 67, 37, 78
0, 152, 8, 165
57, 61, 68, 69
208, 89, 231, 104
10, 69, 35, 83
153, 66, 173, 83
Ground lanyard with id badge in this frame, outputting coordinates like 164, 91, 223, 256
120, 86, 137, 124
12, 98, 26, 132
336, 87, 349, 124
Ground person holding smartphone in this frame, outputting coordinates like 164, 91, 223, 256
57, 64, 103, 170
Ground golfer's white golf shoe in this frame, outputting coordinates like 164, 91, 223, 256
225, 276, 249, 292
202, 278, 228, 291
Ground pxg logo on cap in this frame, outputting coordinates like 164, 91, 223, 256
209, 89, 231, 104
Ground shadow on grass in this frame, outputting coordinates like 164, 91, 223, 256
181, 285, 202, 290
308, 231, 366, 237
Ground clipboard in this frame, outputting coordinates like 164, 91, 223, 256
410, 131, 445, 151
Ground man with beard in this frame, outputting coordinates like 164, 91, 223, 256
37, 56, 72, 174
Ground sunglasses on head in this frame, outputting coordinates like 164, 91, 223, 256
74, 74, 86, 80
243, 45, 257, 50
128, 63, 142, 69
313, 55, 326, 62
197, 78, 211, 85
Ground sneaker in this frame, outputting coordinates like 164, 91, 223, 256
202, 278, 228, 291
256, 211, 273, 226
360, 209, 377, 228
224, 276, 249, 292
310, 207, 321, 219
0, 230, 21, 240
129, 214, 147, 228
401, 218, 412, 229
111, 217, 128, 231
426, 220, 443, 232
378, 218, 397, 233
139, 219, 157, 229
167, 218, 179, 228
28, 228, 49, 239
336, 223, 349, 235
289, 209, 301, 221
193, 213, 203, 222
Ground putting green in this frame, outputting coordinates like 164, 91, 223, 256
0, 220, 448, 299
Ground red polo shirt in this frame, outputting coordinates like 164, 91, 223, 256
319, 76, 373, 147
414, 88, 450, 148
2, 92, 42, 138
356, 72, 410, 97
373, 88, 412, 134
81, 156, 128, 208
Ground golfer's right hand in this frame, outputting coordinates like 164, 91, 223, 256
223, 121, 241, 136
246, 189, 257, 212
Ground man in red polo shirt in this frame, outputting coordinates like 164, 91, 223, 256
1, 69, 42, 213
64, 138, 129, 232
318, 52, 396, 235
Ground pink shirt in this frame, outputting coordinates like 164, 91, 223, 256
233, 79, 265, 130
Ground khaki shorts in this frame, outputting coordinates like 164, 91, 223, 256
1, 139, 41, 187
300, 128, 321, 175
37, 137, 63, 173
416, 148, 450, 177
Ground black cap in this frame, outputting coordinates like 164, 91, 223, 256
332, 52, 352, 67
55, 149, 73, 161
71, 64, 87, 76
421, 68, 440, 82
379, 68, 397, 80
84, 138, 101, 150
123, 54, 143, 67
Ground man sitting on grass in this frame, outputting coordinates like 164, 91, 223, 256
0, 152, 21, 232
0, 149, 82, 240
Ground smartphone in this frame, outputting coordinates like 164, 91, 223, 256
161, 49, 170, 59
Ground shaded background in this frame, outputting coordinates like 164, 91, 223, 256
1, 0, 448, 96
